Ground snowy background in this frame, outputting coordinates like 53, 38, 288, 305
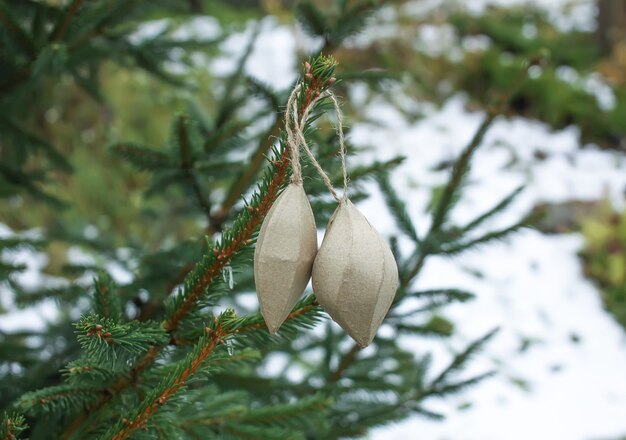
2, 0, 626, 439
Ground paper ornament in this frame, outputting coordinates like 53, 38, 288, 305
312, 200, 398, 347
254, 183, 317, 334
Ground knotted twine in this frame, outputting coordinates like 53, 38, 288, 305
284, 85, 348, 204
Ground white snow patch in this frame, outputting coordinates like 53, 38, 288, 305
212, 17, 298, 90
349, 93, 626, 439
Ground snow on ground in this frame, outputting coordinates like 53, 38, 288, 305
350, 95, 626, 440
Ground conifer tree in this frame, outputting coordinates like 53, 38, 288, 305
0, 1, 532, 438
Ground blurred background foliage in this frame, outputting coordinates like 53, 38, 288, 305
580, 203, 626, 332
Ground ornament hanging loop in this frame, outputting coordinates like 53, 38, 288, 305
284, 84, 349, 203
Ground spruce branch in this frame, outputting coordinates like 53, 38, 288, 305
93, 272, 122, 322
177, 115, 213, 222
429, 115, 496, 234
426, 371, 495, 398
62, 358, 116, 386
0, 412, 27, 440
103, 304, 322, 440
102, 324, 228, 440
75, 314, 169, 366
428, 328, 499, 389
110, 143, 174, 171
60, 56, 339, 438
172, 295, 323, 346
210, 114, 283, 233
50, 0, 84, 42
15, 385, 97, 415
458, 185, 525, 234
329, 344, 361, 383
375, 171, 419, 244
439, 216, 531, 255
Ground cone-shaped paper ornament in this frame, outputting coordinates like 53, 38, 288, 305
254, 183, 317, 334
312, 200, 398, 347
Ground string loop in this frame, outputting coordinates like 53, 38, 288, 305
284, 85, 348, 203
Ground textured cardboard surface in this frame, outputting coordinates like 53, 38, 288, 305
312, 200, 398, 347
254, 183, 318, 334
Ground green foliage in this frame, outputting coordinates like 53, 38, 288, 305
75, 314, 168, 367
0, 412, 27, 440
296, 0, 378, 50
450, 8, 599, 70
449, 7, 626, 148
93, 272, 122, 322
580, 203, 626, 331
0, 0, 216, 206
16, 384, 100, 416
177, 389, 332, 440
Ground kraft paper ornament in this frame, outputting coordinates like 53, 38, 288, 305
254, 183, 317, 334
253, 83, 321, 334
312, 200, 398, 347
299, 92, 399, 347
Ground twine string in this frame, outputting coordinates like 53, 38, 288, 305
284, 85, 348, 203
284, 86, 303, 185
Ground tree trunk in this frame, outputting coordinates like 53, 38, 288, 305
597, 0, 626, 54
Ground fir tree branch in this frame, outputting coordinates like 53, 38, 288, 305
429, 115, 495, 233
93, 272, 122, 322
103, 301, 316, 440
209, 115, 283, 234
110, 143, 174, 171
103, 325, 227, 440
164, 152, 290, 333
429, 328, 499, 389
16, 384, 98, 415
458, 185, 524, 234
375, 171, 419, 243
50, 0, 84, 42
171, 297, 321, 346
61, 56, 339, 439
438, 216, 530, 255
236, 298, 320, 334
328, 343, 361, 382
0, 412, 27, 440
177, 115, 213, 222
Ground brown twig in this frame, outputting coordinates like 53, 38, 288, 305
328, 343, 361, 383
164, 149, 291, 333
107, 299, 321, 440
109, 327, 227, 440
50, 0, 84, 42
